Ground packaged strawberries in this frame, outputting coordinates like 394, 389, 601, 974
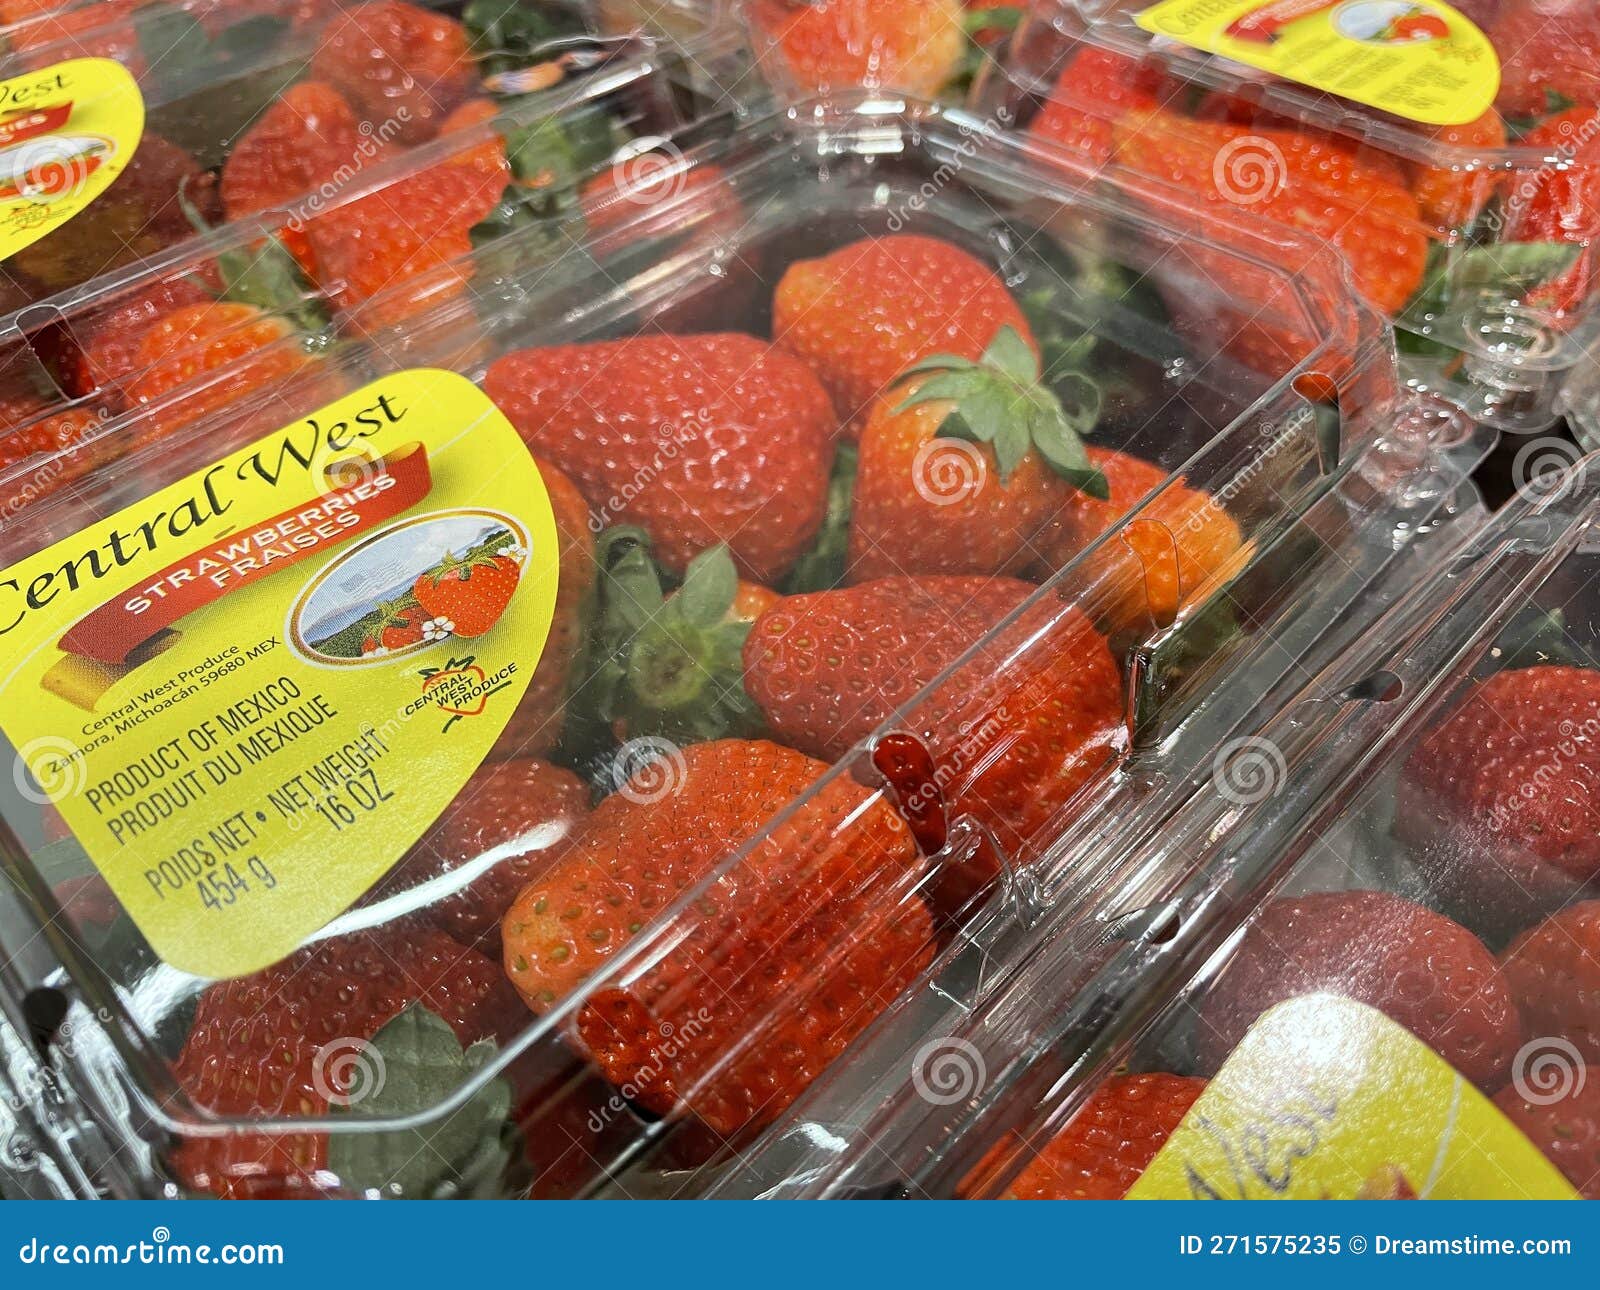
986, 0, 1600, 438
0, 97, 1493, 1202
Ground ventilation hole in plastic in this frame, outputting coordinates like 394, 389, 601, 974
20, 986, 68, 1055
1336, 670, 1403, 705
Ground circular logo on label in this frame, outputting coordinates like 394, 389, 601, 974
288, 509, 531, 666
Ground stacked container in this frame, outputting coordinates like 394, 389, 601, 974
979, 0, 1600, 439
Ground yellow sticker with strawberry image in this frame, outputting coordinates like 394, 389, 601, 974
1128, 995, 1579, 1199
1135, 0, 1500, 126
0, 370, 560, 979
0, 58, 144, 262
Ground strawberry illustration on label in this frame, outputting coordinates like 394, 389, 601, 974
360, 600, 431, 656
412, 548, 522, 638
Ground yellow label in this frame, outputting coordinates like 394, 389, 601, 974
0, 370, 560, 979
0, 58, 144, 261
1135, 0, 1500, 126
1128, 995, 1579, 1199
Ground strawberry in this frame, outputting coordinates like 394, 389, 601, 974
485, 333, 837, 584
1409, 110, 1507, 231
1396, 666, 1600, 933
502, 738, 930, 1139
221, 82, 368, 273
126, 301, 321, 443
1029, 46, 1166, 170
1031, 446, 1245, 631
490, 458, 594, 761
1111, 111, 1429, 317
1501, 901, 1600, 1064
62, 276, 215, 400
9, 0, 146, 76
0, 403, 101, 513
312, 0, 477, 145
742, 574, 1125, 873
1003, 1072, 1205, 1199
773, 234, 1035, 434
374, 759, 589, 955
173, 925, 521, 1198
8, 134, 218, 293
360, 600, 432, 654
299, 107, 509, 326
1503, 108, 1600, 321
746, 0, 965, 98
1197, 889, 1522, 1088
846, 328, 1105, 582
1489, 2, 1600, 118
1493, 1068, 1600, 1198
412, 550, 521, 639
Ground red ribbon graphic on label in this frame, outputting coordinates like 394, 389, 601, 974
0, 101, 73, 148
1225, 0, 1341, 41
59, 444, 432, 665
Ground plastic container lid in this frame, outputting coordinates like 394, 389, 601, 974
985, 0, 1600, 434
0, 94, 1491, 1199
0, 12, 748, 519
780, 448, 1600, 1201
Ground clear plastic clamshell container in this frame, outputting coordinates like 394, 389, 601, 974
0, 7, 749, 517
0, 94, 1494, 1199
981, 0, 1600, 436
776, 449, 1600, 1202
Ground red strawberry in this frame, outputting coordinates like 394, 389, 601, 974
490, 459, 594, 761
1502, 900, 1600, 1064
1031, 446, 1244, 631
1410, 109, 1507, 231
311, 0, 477, 145
1396, 666, 1600, 933
742, 575, 1125, 874
173, 925, 522, 1199
501, 739, 930, 1139
485, 333, 836, 584
300, 106, 509, 325
1111, 111, 1429, 317
0, 402, 102, 513
221, 81, 368, 273
846, 335, 1103, 582
773, 234, 1035, 434
412, 551, 521, 639
375, 759, 589, 955
1003, 1072, 1205, 1199
746, 0, 966, 98
1197, 889, 1522, 1088
9, 134, 218, 293
361, 600, 431, 654
126, 301, 323, 444
1029, 46, 1165, 170
1493, 1068, 1600, 1197
9, 0, 146, 76
63, 276, 215, 400
1503, 108, 1600, 321
1490, 3, 1600, 118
